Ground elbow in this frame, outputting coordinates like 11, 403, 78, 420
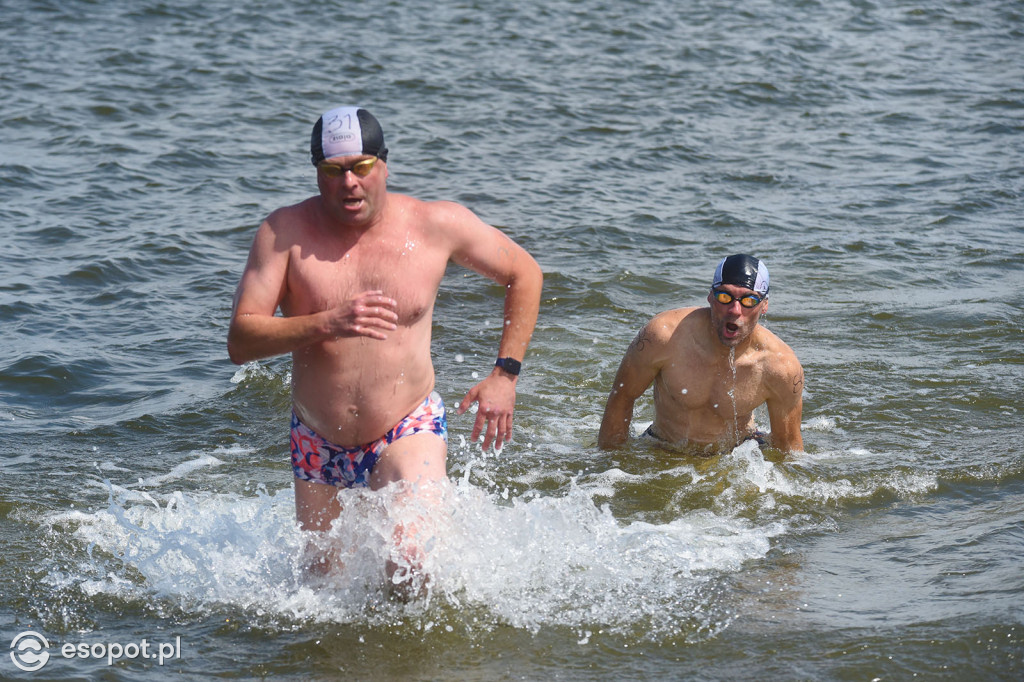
528, 259, 544, 291
226, 328, 252, 366
227, 342, 247, 366
771, 432, 803, 454
597, 430, 627, 451
509, 254, 543, 291
598, 409, 630, 450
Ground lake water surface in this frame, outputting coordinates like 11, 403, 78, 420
1, 0, 1022, 678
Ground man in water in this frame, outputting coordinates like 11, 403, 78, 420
598, 254, 803, 454
228, 106, 543, 576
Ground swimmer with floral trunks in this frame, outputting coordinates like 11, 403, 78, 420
598, 254, 803, 456
228, 106, 542, 580
290, 391, 447, 488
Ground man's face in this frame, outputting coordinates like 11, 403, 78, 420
316, 154, 388, 224
707, 283, 767, 347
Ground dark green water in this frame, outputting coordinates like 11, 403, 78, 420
2, 0, 1022, 678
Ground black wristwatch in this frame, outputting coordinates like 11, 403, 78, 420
495, 357, 522, 376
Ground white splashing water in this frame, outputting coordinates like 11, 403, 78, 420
37, 484, 755, 638
38, 440, 937, 640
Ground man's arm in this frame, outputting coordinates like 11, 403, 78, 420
441, 203, 543, 451
764, 351, 804, 453
598, 323, 662, 449
226, 216, 399, 365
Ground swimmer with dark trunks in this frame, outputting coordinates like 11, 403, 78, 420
598, 254, 803, 455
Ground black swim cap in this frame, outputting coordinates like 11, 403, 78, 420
310, 106, 389, 166
711, 254, 770, 296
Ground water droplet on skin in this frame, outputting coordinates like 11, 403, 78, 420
681, 388, 688, 394
727, 347, 740, 440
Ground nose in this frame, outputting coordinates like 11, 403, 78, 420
339, 169, 362, 186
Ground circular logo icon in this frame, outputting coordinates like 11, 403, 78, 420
10, 631, 50, 672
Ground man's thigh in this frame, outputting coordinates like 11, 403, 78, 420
294, 478, 344, 532
370, 432, 447, 490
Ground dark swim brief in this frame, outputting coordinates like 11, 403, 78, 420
642, 424, 767, 448
290, 391, 448, 487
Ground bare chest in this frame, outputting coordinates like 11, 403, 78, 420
284, 232, 447, 325
655, 353, 767, 415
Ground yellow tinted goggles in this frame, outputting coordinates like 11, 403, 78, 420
711, 289, 764, 308
317, 157, 378, 178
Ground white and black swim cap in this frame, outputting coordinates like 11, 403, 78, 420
310, 106, 388, 166
712, 254, 770, 296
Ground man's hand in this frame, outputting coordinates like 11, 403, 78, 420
323, 290, 398, 340
457, 371, 517, 451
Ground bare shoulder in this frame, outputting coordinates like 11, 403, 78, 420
630, 307, 703, 355
383, 195, 491, 248
420, 196, 477, 218
395, 195, 482, 227
755, 326, 800, 365
754, 326, 804, 395
260, 197, 321, 241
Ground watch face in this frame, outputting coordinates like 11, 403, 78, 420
497, 357, 521, 375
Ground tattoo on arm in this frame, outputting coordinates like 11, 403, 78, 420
629, 328, 652, 352
498, 243, 516, 264
793, 370, 804, 394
